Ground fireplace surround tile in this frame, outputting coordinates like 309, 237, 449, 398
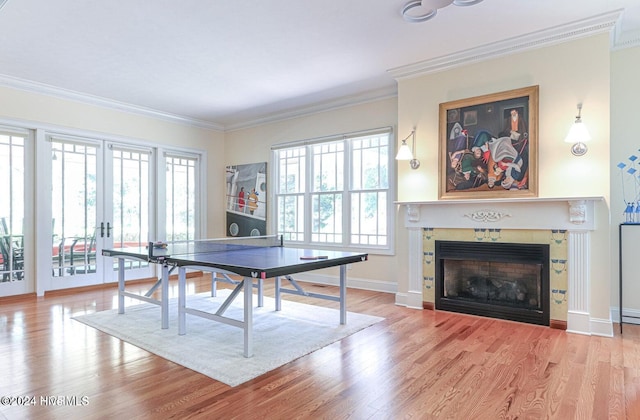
422, 228, 568, 323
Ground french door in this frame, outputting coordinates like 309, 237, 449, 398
47, 136, 155, 290
49, 135, 104, 289
0, 127, 31, 297
102, 143, 155, 282
165, 153, 199, 241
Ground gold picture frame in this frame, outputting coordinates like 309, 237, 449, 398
438, 85, 539, 199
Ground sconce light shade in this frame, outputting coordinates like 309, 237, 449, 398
564, 104, 591, 156
564, 120, 591, 144
395, 142, 414, 160
395, 129, 420, 169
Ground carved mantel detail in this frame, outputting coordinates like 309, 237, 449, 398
406, 204, 420, 223
463, 209, 511, 223
568, 200, 587, 224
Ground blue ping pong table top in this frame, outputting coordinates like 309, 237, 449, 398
103, 242, 368, 279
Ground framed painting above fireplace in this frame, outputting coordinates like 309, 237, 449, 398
438, 85, 539, 200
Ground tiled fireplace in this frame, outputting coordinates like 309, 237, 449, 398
435, 240, 550, 326
399, 197, 603, 335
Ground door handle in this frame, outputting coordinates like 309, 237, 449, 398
107, 222, 112, 238
100, 222, 105, 238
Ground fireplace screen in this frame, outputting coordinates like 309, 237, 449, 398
443, 260, 541, 310
435, 240, 550, 325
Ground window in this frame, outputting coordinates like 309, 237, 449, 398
274, 128, 393, 251
350, 134, 389, 246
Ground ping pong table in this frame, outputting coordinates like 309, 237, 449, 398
102, 235, 368, 357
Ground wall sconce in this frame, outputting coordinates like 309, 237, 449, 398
395, 129, 420, 169
565, 103, 591, 156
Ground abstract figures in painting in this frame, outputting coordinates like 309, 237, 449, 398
439, 86, 538, 199
225, 162, 267, 237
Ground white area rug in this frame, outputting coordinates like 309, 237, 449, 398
73, 291, 383, 387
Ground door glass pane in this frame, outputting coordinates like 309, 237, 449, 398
112, 148, 149, 270
166, 155, 196, 241
0, 133, 25, 283
51, 140, 98, 277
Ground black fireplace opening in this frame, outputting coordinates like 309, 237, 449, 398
435, 240, 550, 326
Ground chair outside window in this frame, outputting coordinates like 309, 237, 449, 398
0, 217, 24, 282
69, 232, 97, 274
54, 232, 97, 276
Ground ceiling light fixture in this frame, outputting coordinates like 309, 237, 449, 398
452, 0, 484, 5
401, 0, 484, 23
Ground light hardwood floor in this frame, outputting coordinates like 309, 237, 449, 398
1, 275, 639, 419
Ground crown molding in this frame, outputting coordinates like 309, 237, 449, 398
223, 85, 398, 132
388, 10, 624, 80
0, 74, 224, 131
612, 31, 640, 50
0, 71, 397, 133
611, 18, 640, 50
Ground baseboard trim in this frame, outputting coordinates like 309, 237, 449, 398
550, 320, 567, 330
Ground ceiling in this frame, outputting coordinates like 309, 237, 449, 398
0, 0, 638, 131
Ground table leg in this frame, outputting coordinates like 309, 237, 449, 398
178, 267, 187, 335
118, 258, 125, 314
340, 265, 347, 325
244, 275, 253, 357
257, 277, 264, 307
211, 271, 217, 297
275, 276, 281, 311
161, 264, 169, 329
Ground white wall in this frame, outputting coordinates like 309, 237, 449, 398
396, 34, 610, 201
0, 86, 221, 148
611, 45, 640, 320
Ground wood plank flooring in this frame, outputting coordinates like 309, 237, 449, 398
1, 275, 639, 419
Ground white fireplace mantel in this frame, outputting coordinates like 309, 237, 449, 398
398, 197, 603, 231
395, 196, 609, 336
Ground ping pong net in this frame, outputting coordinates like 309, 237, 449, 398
147, 235, 283, 260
